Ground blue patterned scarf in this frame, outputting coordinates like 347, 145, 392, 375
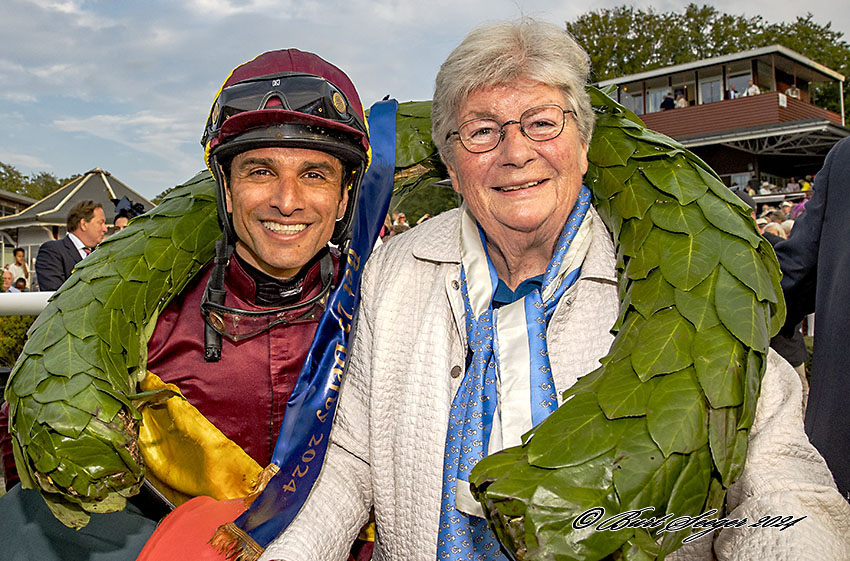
436, 186, 593, 560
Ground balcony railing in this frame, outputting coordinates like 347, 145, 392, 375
640, 93, 843, 140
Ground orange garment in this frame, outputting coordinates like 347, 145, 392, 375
136, 496, 246, 560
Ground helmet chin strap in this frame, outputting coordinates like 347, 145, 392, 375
204, 230, 234, 362
204, 158, 235, 362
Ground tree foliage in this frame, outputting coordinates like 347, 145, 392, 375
0, 162, 78, 201
0, 315, 36, 367
567, 4, 850, 115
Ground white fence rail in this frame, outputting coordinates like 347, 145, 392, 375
0, 292, 53, 316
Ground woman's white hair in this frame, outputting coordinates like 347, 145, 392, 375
432, 18, 595, 166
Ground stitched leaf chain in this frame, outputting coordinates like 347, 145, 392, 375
468, 87, 783, 560
4, 173, 220, 528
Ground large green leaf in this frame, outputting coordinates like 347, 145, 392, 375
719, 233, 777, 303
588, 160, 638, 200
642, 157, 707, 205
613, 420, 686, 511
613, 171, 659, 221
658, 228, 721, 291
715, 268, 769, 353
42, 334, 96, 378
672, 270, 721, 331
597, 358, 658, 419
650, 200, 708, 235
631, 308, 695, 381
22, 312, 67, 356
646, 368, 708, 456
695, 192, 762, 248
624, 226, 664, 281
738, 350, 764, 431
708, 407, 748, 486
692, 326, 746, 408
528, 391, 626, 469
588, 129, 637, 167
627, 268, 675, 319
618, 216, 654, 259
659, 445, 712, 554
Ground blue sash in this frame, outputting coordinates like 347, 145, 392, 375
232, 99, 398, 549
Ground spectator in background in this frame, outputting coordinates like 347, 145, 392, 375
781, 219, 794, 238
660, 92, 675, 110
786, 177, 800, 192
726, 83, 739, 99
791, 190, 813, 219
674, 92, 687, 108
800, 175, 813, 191
766, 210, 786, 224
785, 84, 801, 99
743, 78, 761, 96
764, 222, 786, 240
1, 271, 13, 292
12, 278, 26, 293
111, 196, 145, 233
35, 199, 108, 291
114, 214, 129, 232
4, 248, 29, 290
774, 136, 850, 499
746, 174, 760, 195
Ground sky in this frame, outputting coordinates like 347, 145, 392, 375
2, 0, 848, 201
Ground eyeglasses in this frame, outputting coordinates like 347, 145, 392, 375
201, 73, 366, 147
447, 104, 576, 154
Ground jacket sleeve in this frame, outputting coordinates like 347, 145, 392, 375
35, 241, 67, 292
0, 401, 19, 490
259, 259, 379, 561
772, 141, 844, 334
712, 351, 850, 560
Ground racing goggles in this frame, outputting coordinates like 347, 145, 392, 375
201, 277, 331, 342
201, 73, 366, 147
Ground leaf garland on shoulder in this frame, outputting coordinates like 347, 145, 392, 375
4, 173, 220, 528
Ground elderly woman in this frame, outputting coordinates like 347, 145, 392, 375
262, 19, 849, 561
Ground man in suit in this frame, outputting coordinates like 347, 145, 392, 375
774, 136, 850, 499
35, 199, 108, 291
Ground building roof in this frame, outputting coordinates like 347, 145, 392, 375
597, 44, 845, 87
0, 189, 37, 207
0, 168, 153, 230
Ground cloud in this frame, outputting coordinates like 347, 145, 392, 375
0, 149, 52, 169
187, 0, 294, 18
53, 111, 198, 162
24, 0, 117, 29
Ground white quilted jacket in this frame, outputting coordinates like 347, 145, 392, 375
263, 208, 850, 561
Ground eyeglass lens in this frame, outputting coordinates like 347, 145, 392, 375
458, 104, 569, 153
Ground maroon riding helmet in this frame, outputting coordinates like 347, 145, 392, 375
202, 48, 370, 245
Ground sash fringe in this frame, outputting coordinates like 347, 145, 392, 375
244, 463, 280, 508
209, 522, 264, 561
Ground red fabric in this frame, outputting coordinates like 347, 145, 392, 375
136, 496, 246, 560
0, 400, 19, 489
146, 255, 331, 465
